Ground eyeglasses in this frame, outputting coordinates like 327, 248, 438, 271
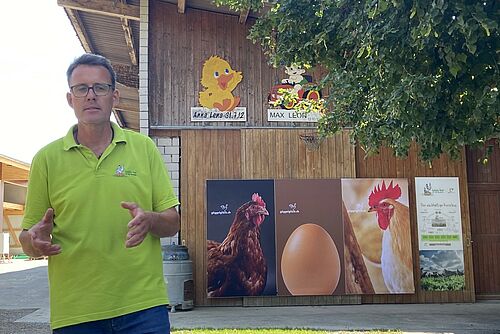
70, 83, 114, 97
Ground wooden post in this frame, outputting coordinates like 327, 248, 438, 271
0, 180, 4, 235
343, 201, 374, 294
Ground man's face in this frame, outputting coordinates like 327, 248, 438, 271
66, 65, 119, 125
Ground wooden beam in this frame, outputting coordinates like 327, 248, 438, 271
57, 0, 140, 21
4, 209, 24, 216
64, 8, 93, 53
3, 214, 21, 248
0, 164, 29, 182
0, 181, 3, 238
116, 98, 139, 113
113, 110, 126, 128
3, 202, 24, 212
178, 0, 186, 14
239, 8, 250, 24
121, 17, 138, 65
0, 157, 30, 171
3, 180, 27, 188
116, 83, 139, 100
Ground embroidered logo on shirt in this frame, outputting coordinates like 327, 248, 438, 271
114, 165, 137, 177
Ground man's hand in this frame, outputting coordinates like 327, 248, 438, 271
121, 202, 153, 248
21, 208, 61, 257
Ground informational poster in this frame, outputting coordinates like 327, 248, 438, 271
415, 177, 465, 291
341, 179, 415, 294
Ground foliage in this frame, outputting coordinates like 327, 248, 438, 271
214, 0, 499, 161
421, 274, 465, 291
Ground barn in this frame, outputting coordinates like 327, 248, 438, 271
54, 0, 499, 305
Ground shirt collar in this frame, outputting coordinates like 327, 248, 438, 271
62, 122, 127, 151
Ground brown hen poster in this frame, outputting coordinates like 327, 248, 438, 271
206, 179, 276, 297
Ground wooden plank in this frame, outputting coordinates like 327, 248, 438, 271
3, 214, 21, 247
149, 1, 162, 125
1, 164, 29, 182
3, 202, 24, 211
0, 157, 30, 171
4, 209, 24, 216
57, 0, 140, 21
120, 17, 137, 65
0, 181, 3, 241
238, 9, 249, 24
178, 0, 186, 14
197, 130, 209, 305
186, 12, 197, 127
63, 8, 93, 52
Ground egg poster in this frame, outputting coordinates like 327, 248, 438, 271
341, 178, 415, 294
274, 179, 345, 296
206, 179, 276, 297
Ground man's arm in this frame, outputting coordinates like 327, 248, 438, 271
121, 202, 180, 248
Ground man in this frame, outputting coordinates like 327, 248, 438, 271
20, 53, 180, 333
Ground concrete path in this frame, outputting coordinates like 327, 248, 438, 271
1, 259, 499, 334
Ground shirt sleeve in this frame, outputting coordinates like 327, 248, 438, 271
147, 137, 180, 212
22, 151, 51, 229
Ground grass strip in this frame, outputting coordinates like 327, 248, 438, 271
172, 330, 402, 334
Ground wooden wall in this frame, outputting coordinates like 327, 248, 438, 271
179, 130, 475, 305
466, 140, 500, 298
356, 144, 475, 303
180, 129, 356, 306
149, 1, 320, 128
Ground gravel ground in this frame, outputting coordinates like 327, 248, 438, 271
0, 309, 51, 334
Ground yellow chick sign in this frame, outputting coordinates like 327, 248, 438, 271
199, 56, 242, 111
192, 56, 246, 122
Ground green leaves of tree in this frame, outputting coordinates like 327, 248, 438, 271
215, 0, 499, 161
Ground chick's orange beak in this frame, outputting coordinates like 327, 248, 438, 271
217, 73, 234, 90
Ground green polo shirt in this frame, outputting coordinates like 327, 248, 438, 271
22, 123, 180, 329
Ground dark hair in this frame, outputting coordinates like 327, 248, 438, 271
66, 53, 116, 89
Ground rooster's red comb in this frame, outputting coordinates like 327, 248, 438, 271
368, 180, 401, 207
251, 193, 266, 207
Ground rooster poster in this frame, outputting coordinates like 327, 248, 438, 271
275, 179, 345, 296
206, 180, 276, 297
341, 178, 415, 294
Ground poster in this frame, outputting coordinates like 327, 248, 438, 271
415, 177, 465, 291
341, 178, 415, 294
206, 179, 276, 297
274, 179, 344, 296
207, 178, 418, 298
